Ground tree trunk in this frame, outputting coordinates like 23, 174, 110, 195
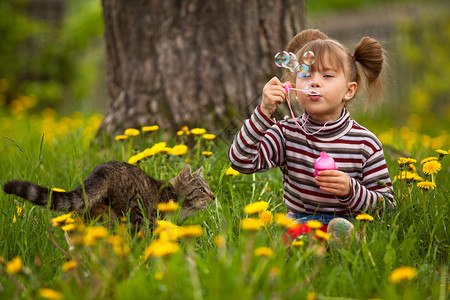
99, 0, 305, 136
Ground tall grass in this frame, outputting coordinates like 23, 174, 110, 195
0, 111, 448, 300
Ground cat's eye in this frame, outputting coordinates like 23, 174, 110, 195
200, 187, 206, 193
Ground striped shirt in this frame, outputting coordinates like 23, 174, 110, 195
228, 106, 395, 215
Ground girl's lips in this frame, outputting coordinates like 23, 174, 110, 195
309, 95, 321, 101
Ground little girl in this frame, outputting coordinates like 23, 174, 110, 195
228, 29, 395, 243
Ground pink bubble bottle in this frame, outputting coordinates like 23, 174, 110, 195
313, 151, 338, 176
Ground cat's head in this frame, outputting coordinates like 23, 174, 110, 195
169, 166, 214, 221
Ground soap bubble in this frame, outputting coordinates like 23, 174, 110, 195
297, 64, 310, 78
274, 51, 289, 67
302, 80, 313, 90
287, 60, 300, 72
303, 51, 315, 65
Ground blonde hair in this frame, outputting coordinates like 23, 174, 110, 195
282, 29, 386, 109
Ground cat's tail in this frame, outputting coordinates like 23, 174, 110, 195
3, 180, 88, 211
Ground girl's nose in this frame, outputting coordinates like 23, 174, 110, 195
309, 74, 321, 88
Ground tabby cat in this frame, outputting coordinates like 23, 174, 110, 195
3, 161, 214, 230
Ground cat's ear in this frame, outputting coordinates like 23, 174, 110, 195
192, 166, 204, 178
179, 166, 191, 178
169, 167, 190, 192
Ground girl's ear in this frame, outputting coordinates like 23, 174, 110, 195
344, 82, 357, 101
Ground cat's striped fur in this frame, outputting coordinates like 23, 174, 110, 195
3, 161, 214, 229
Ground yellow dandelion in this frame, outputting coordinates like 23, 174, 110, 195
161, 147, 173, 155
52, 188, 66, 192
62, 224, 75, 232
124, 128, 140, 136
155, 271, 164, 280
240, 218, 262, 231
178, 225, 203, 238
13, 206, 23, 223
307, 291, 317, 300
422, 161, 441, 175
420, 157, 438, 165
417, 181, 436, 191
203, 133, 216, 140
244, 201, 269, 214
176, 130, 184, 136
52, 213, 74, 227
291, 240, 304, 247
6, 256, 23, 274
413, 175, 424, 182
84, 226, 109, 246
171, 144, 188, 156
191, 128, 207, 135
144, 240, 180, 260
17, 206, 23, 216
225, 167, 240, 176
314, 229, 330, 242
181, 126, 189, 132
61, 260, 77, 272
394, 171, 419, 181
39, 288, 63, 300
154, 220, 179, 235
128, 152, 146, 164
356, 214, 374, 222
435, 149, 448, 157
114, 135, 128, 141
151, 142, 167, 154
153, 220, 180, 241
274, 213, 296, 228
306, 220, 323, 229
389, 266, 418, 283
398, 157, 417, 166
142, 125, 159, 132
214, 235, 225, 247
112, 243, 131, 257
269, 266, 280, 278
254, 247, 274, 258
259, 210, 273, 226
202, 151, 213, 157
137, 230, 145, 239
157, 200, 179, 213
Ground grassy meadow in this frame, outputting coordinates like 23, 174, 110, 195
0, 104, 449, 300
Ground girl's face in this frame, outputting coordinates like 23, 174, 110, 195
294, 55, 357, 122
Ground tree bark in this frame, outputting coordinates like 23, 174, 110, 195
99, 0, 305, 136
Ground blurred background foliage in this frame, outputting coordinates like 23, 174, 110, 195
0, 0, 104, 114
0, 0, 449, 137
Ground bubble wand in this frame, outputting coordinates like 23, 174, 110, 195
274, 50, 331, 135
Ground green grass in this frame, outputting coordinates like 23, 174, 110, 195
0, 111, 448, 300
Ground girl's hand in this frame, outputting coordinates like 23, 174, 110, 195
315, 170, 351, 198
260, 77, 289, 118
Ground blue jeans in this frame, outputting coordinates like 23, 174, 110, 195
287, 212, 351, 225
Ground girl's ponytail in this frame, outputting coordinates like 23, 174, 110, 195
353, 37, 386, 108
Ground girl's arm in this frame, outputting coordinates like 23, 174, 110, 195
228, 77, 288, 174
336, 148, 395, 212
227, 105, 285, 174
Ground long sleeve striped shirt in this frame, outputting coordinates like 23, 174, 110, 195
228, 106, 395, 216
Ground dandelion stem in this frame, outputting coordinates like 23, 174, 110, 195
195, 137, 201, 165
48, 233, 68, 256
186, 242, 203, 300
241, 233, 256, 275
263, 224, 275, 249
0, 264, 26, 293
127, 137, 134, 159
